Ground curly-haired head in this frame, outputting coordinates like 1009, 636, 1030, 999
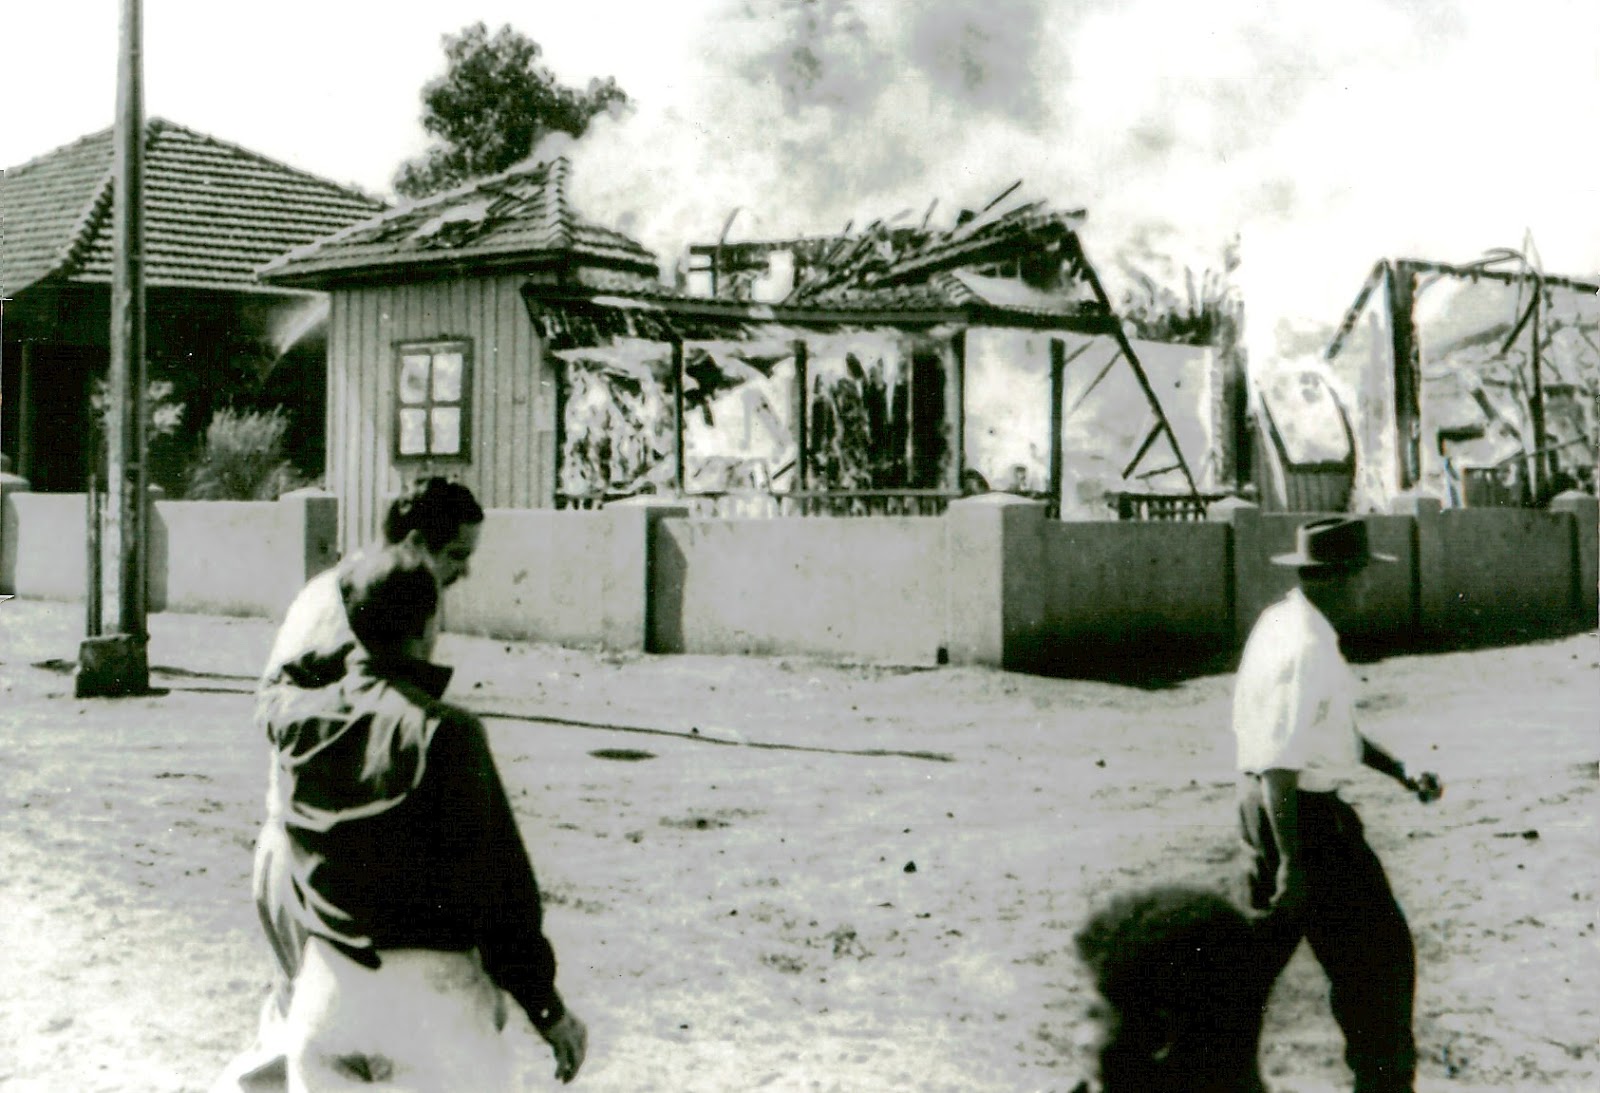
1074, 886, 1268, 1091
382, 477, 484, 552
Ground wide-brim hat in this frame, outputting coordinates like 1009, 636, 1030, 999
1271, 517, 1397, 571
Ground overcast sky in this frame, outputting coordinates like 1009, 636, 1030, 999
4, 0, 1596, 354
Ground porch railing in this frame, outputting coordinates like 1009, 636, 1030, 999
1112, 491, 1230, 522
556, 489, 965, 517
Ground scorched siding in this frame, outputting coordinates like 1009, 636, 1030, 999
325, 274, 554, 554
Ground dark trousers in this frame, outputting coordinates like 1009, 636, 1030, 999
1241, 789, 1417, 1093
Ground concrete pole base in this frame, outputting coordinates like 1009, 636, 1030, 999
74, 633, 152, 698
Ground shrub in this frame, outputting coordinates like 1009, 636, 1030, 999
185, 407, 303, 501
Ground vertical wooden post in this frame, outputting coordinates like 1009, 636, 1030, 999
76, 0, 148, 696
946, 330, 966, 490
1528, 287, 1546, 500
791, 339, 809, 501
16, 343, 33, 481
1387, 261, 1422, 491
672, 339, 686, 497
86, 473, 103, 637
902, 336, 917, 486
112, 0, 149, 638
550, 354, 566, 508
1048, 338, 1065, 517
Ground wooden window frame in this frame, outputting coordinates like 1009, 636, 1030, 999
393, 338, 473, 464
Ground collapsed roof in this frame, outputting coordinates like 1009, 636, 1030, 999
259, 156, 660, 288
529, 184, 1207, 503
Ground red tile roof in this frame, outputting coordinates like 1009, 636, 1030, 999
259, 157, 660, 287
1, 119, 383, 296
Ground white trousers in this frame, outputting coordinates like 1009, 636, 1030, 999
282, 937, 512, 1093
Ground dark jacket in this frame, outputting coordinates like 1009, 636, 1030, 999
256, 651, 565, 1030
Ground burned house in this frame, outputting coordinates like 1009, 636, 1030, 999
261, 163, 1245, 543
258, 156, 662, 552
1320, 253, 1599, 511
542, 191, 1240, 519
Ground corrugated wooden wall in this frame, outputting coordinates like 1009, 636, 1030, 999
326, 273, 556, 554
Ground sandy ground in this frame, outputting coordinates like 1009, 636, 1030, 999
1, 598, 1596, 1093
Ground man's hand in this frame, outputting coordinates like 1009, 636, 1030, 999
1269, 859, 1308, 919
1406, 771, 1444, 804
540, 1011, 588, 1084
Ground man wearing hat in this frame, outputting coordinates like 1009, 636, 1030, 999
1233, 517, 1443, 1093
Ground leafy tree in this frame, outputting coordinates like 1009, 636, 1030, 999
394, 22, 628, 199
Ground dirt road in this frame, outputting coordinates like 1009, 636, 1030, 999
2, 599, 1595, 1091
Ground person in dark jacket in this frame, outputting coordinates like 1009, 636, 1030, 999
222, 545, 585, 1091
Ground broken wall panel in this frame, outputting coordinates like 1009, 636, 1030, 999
1414, 277, 1600, 503
1052, 334, 1220, 518
1323, 282, 1399, 513
555, 328, 957, 502
963, 329, 1054, 496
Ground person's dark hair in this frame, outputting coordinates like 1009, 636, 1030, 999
339, 544, 439, 658
382, 477, 484, 552
1075, 886, 1267, 1075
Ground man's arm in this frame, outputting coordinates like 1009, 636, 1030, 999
1360, 734, 1444, 803
1258, 768, 1308, 917
446, 713, 587, 1083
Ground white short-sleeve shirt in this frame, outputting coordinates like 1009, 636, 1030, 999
1232, 588, 1361, 792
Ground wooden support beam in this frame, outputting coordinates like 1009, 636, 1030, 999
672, 338, 686, 496
1065, 346, 1124, 419
1387, 262, 1423, 490
1324, 261, 1389, 360
1049, 338, 1066, 517
86, 474, 102, 637
1529, 287, 1547, 499
1066, 234, 1202, 500
904, 336, 917, 486
791, 339, 809, 495
16, 343, 32, 481
1121, 418, 1164, 480
946, 330, 966, 490
1400, 258, 1598, 296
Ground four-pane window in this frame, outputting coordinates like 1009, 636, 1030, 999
395, 341, 470, 460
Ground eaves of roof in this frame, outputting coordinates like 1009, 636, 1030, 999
2, 118, 383, 297
258, 156, 659, 289
522, 280, 1117, 339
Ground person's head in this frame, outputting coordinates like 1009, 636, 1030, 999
339, 544, 440, 662
1074, 886, 1268, 1093
381, 477, 484, 588
1271, 517, 1393, 617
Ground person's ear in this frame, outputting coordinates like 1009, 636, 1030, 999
401, 528, 428, 551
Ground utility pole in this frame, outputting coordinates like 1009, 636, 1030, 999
77, 0, 150, 697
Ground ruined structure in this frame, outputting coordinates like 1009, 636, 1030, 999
535, 188, 1232, 518
1323, 251, 1599, 511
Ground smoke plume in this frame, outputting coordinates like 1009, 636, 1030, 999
561, 0, 1600, 354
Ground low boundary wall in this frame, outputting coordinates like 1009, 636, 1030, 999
2, 489, 337, 620
4, 483, 1595, 673
650, 515, 947, 664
